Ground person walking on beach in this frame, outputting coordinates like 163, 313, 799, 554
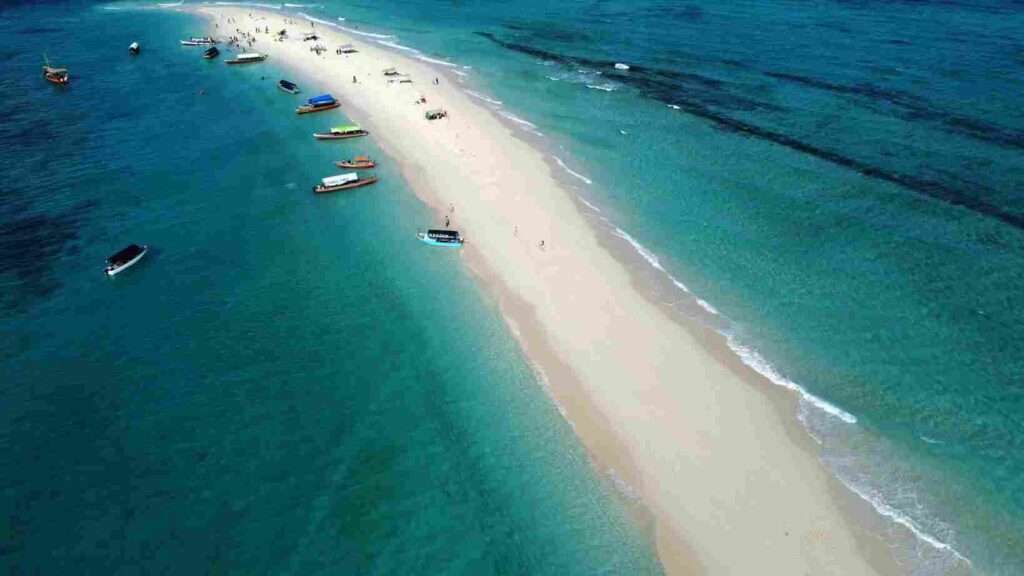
444, 215, 450, 228
352, 75, 357, 84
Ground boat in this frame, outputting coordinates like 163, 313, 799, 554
313, 125, 368, 140
181, 36, 217, 46
313, 172, 378, 194
297, 94, 340, 114
42, 55, 69, 86
335, 155, 375, 169
203, 46, 220, 60
425, 108, 448, 120
278, 79, 300, 94
104, 244, 148, 276
129, 42, 140, 55
417, 229, 464, 247
225, 53, 267, 65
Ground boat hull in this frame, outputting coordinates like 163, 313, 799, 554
335, 161, 375, 169
225, 57, 267, 65
313, 177, 378, 194
314, 131, 367, 140
105, 246, 148, 276
417, 233, 463, 247
297, 102, 341, 115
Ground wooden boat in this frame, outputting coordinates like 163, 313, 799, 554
313, 172, 378, 194
297, 93, 339, 114
278, 79, 300, 94
314, 125, 368, 140
225, 53, 267, 65
105, 244, 148, 276
203, 46, 220, 60
417, 229, 464, 247
42, 55, 69, 86
181, 36, 217, 46
335, 155, 375, 169
129, 42, 140, 55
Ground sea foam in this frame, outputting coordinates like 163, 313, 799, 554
552, 156, 592, 185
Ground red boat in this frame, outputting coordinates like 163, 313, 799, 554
43, 63, 69, 86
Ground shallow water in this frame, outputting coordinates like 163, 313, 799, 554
253, 0, 1024, 573
0, 4, 662, 574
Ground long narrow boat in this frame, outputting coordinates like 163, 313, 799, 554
225, 52, 267, 65
314, 125, 368, 140
105, 244, 148, 276
203, 46, 220, 60
313, 172, 378, 194
297, 93, 339, 114
417, 229, 464, 247
181, 36, 217, 46
278, 79, 300, 94
335, 155, 375, 169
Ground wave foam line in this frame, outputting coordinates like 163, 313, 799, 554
609, 224, 980, 567
839, 476, 972, 566
552, 156, 592, 185
727, 335, 858, 424
497, 110, 543, 136
376, 39, 418, 53
465, 90, 502, 106
415, 54, 458, 67
586, 83, 617, 92
296, 12, 338, 28
336, 24, 393, 39
576, 194, 602, 214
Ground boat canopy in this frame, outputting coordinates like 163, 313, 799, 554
331, 125, 362, 133
308, 93, 335, 105
426, 229, 460, 240
322, 173, 359, 186
280, 79, 297, 88
108, 244, 145, 263
237, 53, 263, 59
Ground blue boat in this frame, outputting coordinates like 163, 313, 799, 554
297, 93, 339, 114
417, 229, 464, 247
307, 93, 335, 105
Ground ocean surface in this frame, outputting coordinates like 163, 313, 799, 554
0, 4, 662, 574
3, 0, 1024, 575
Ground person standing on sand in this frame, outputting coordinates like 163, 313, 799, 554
352, 75, 357, 84
444, 216, 450, 228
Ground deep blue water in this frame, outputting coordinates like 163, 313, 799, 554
0, 4, 661, 574
4, 0, 1024, 574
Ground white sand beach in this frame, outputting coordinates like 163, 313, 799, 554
189, 6, 897, 573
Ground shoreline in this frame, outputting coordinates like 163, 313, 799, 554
187, 5, 902, 573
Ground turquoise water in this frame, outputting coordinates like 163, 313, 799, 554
223, 0, 1023, 574
0, 4, 662, 574
4, 1, 1024, 575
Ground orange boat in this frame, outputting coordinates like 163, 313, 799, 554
335, 155, 375, 169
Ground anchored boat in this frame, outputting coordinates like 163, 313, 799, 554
313, 172, 378, 194
278, 79, 300, 94
105, 244, 148, 276
335, 155, 375, 169
417, 229, 464, 247
129, 41, 140, 55
314, 125, 368, 140
203, 46, 220, 60
225, 52, 267, 65
297, 93, 339, 114
42, 55, 69, 86
181, 36, 217, 46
